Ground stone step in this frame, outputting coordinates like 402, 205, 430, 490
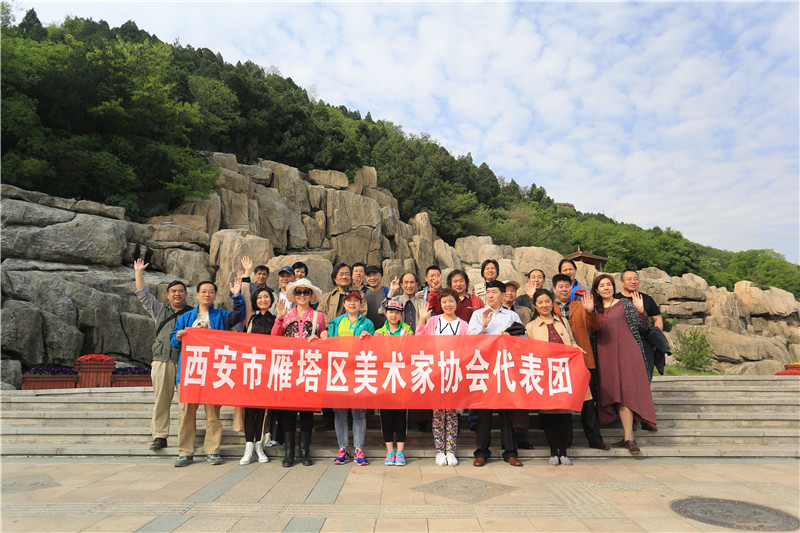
3, 424, 798, 446
3, 410, 797, 429
5, 393, 798, 412
651, 387, 799, 398
651, 376, 800, 388
1, 442, 797, 460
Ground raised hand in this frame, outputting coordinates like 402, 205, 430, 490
241, 255, 253, 273
134, 258, 149, 271
388, 277, 400, 297
582, 291, 594, 312
230, 279, 242, 297
631, 291, 645, 313
525, 278, 535, 299
418, 304, 432, 328
276, 298, 287, 320
481, 309, 494, 330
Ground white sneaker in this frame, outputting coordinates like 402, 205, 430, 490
446, 452, 458, 466
559, 455, 573, 466
239, 442, 254, 465
435, 452, 447, 466
548, 456, 559, 466
255, 441, 269, 463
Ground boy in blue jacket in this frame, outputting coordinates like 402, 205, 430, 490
170, 279, 244, 467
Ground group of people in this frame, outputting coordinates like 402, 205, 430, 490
134, 255, 663, 469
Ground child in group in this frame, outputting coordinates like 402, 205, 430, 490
327, 290, 375, 465
374, 299, 413, 466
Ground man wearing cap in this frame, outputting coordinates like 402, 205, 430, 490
364, 265, 391, 330
318, 263, 367, 324
468, 280, 524, 467
133, 258, 193, 452
327, 290, 375, 466
273, 266, 296, 309
501, 279, 532, 325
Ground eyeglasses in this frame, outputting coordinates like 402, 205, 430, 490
294, 290, 312, 297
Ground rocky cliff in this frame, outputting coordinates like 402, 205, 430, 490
2, 152, 798, 388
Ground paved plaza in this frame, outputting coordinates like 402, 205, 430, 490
2, 456, 798, 532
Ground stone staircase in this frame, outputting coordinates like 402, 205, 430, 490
2, 376, 798, 460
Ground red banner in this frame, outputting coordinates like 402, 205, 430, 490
178, 329, 590, 411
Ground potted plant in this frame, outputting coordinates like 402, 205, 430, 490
76, 354, 116, 388
21, 365, 78, 390
111, 366, 152, 387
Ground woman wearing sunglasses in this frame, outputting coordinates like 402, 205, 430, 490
271, 278, 327, 467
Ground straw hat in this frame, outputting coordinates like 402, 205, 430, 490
286, 278, 322, 304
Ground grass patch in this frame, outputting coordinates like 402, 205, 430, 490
661, 364, 718, 376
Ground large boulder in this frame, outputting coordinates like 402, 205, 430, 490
380, 206, 399, 238
408, 236, 435, 281
1, 359, 22, 389
218, 188, 252, 230
303, 214, 326, 249
410, 212, 436, 243
701, 326, 791, 366
144, 214, 207, 234
208, 152, 238, 172
2, 213, 128, 266
215, 168, 254, 195
273, 169, 312, 214
330, 227, 383, 266
37, 197, 125, 220
256, 160, 306, 184
704, 287, 749, 334
363, 187, 399, 211
1, 198, 76, 226
209, 230, 273, 308
237, 163, 272, 186
163, 249, 214, 286
513, 246, 563, 282
253, 186, 293, 252
307, 185, 327, 211
172, 193, 221, 235
434, 239, 462, 270
455, 236, 494, 265
308, 169, 348, 189
1, 300, 45, 366
734, 281, 800, 318
121, 312, 156, 365
2, 271, 126, 361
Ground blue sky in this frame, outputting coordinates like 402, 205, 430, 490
17, 1, 800, 264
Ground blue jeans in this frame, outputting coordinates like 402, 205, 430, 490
334, 408, 366, 449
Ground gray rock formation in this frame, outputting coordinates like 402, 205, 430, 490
1, 151, 797, 383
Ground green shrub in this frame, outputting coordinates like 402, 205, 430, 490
673, 327, 714, 371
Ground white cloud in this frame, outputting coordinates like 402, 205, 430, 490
21, 1, 800, 263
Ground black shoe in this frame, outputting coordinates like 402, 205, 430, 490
299, 430, 313, 466
517, 442, 533, 450
589, 441, 611, 451
150, 438, 167, 450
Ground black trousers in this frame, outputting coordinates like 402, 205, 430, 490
540, 413, 572, 457
380, 409, 407, 443
243, 408, 265, 442
281, 410, 313, 434
474, 409, 517, 460
581, 369, 603, 445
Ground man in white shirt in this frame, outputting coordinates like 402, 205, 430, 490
468, 280, 524, 467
